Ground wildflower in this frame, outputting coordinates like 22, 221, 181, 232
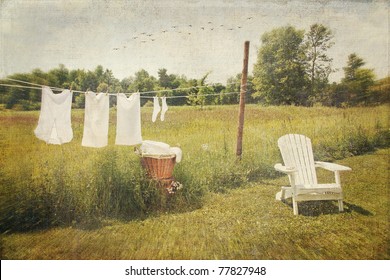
166, 181, 183, 194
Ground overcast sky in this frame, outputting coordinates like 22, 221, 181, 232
0, 0, 388, 84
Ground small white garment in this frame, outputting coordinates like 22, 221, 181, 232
152, 96, 161, 122
82, 91, 109, 148
34, 86, 73, 144
169, 147, 182, 163
115, 92, 142, 146
140, 140, 182, 163
160, 97, 168, 121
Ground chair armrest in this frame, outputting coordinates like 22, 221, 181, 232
315, 161, 351, 172
274, 163, 297, 174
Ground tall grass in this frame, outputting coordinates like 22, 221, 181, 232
2, 149, 388, 260
0, 105, 389, 232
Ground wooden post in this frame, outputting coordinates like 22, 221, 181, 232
236, 41, 250, 160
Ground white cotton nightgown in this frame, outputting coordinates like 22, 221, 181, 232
82, 92, 109, 148
34, 86, 73, 145
115, 92, 142, 146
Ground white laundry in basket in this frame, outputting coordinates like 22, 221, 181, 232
140, 140, 182, 163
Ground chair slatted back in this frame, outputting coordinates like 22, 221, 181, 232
277, 134, 318, 186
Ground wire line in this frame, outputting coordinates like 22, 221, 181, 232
2, 77, 248, 97
0, 82, 242, 99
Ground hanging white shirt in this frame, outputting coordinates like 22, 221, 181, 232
115, 92, 142, 146
34, 86, 73, 145
82, 91, 109, 148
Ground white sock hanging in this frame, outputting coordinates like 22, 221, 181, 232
160, 96, 168, 121
152, 96, 161, 122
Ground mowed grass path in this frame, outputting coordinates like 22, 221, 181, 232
1, 149, 388, 260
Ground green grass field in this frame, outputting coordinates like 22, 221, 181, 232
0, 104, 389, 259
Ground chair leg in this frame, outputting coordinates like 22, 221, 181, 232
292, 198, 298, 215
338, 199, 344, 212
275, 190, 283, 201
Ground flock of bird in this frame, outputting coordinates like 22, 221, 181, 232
112, 16, 254, 50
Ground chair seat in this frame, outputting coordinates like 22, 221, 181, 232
296, 183, 342, 194
276, 184, 343, 201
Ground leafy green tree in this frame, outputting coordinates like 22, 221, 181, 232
221, 74, 254, 104
340, 53, 376, 106
220, 75, 240, 105
120, 76, 134, 91
157, 69, 180, 89
102, 69, 116, 88
187, 72, 212, 107
368, 77, 390, 104
198, 86, 215, 107
81, 70, 98, 91
253, 26, 308, 105
30, 68, 48, 102
126, 69, 157, 105
304, 24, 334, 104
343, 53, 365, 81
68, 69, 85, 91
162, 75, 184, 105
168, 75, 195, 106
31, 68, 48, 84
97, 82, 109, 93
94, 65, 104, 83
158, 68, 171, 88
75, 93, 86, 108
47, 64, 69, 88
128, 70, 157, 92
4, 73, 31, 108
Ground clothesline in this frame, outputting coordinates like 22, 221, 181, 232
3, 77, 250, 96
0, 83, 42, 91
0, 82, 241, 99
0, 78, 246, 99
139, 91, 240, 99
5, 78, 65, 92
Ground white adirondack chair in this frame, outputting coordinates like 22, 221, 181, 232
274, 134, 351, 215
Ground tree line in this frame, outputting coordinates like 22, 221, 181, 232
0, 65, 253, 110
253, 24, 389, 106
0, 24, 388, 110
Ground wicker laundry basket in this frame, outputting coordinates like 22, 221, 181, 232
140, 154, 176, 181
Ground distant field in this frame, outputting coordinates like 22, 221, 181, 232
0, 104, 389, 259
